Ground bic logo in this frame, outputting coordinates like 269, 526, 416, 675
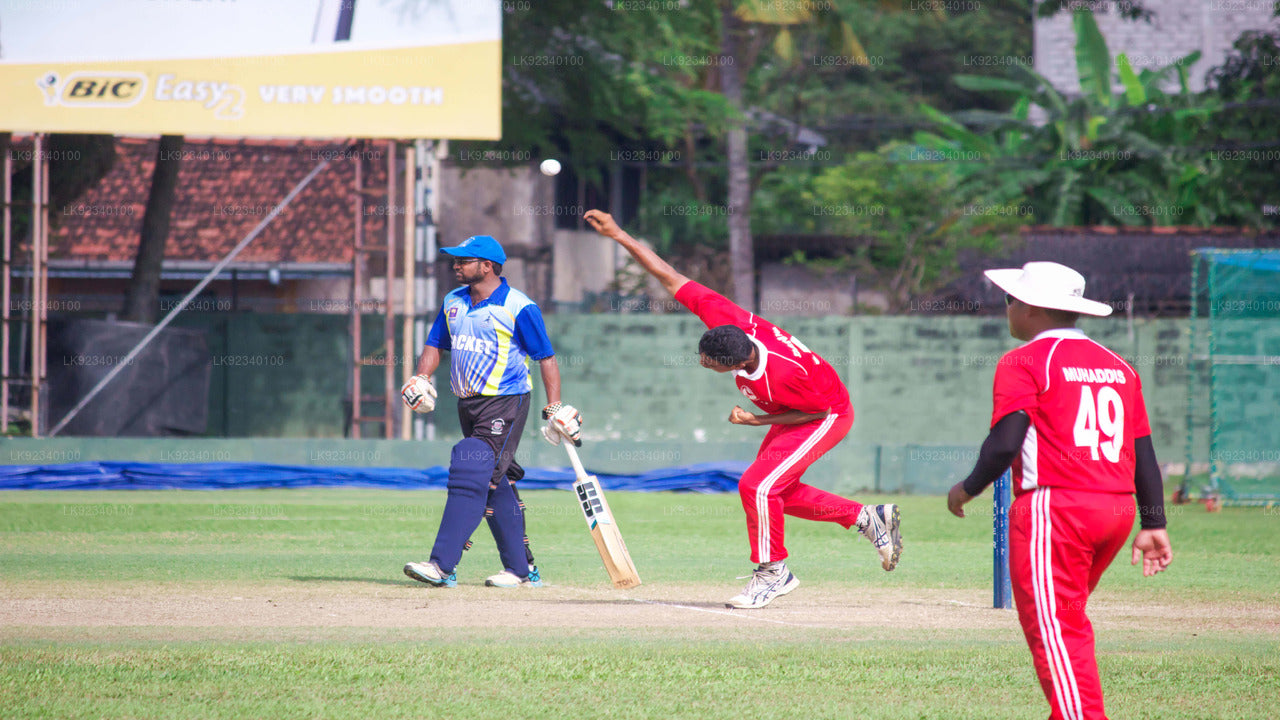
577, 482, 604, 520
37, 71, 147, 108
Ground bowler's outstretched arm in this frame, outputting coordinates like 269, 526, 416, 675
584, 209, 691, 297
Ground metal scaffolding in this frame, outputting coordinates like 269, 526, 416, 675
2, 134, 49, 436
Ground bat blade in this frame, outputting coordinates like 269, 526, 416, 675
574, 475, 641, 589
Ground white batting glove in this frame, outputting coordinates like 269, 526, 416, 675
541, 402, 582, 447
401, 374, 437, 413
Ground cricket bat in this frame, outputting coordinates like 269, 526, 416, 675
560, 439, 641, 589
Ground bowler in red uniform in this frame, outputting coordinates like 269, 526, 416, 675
948, 262, 1174, 720
584, 209, 901, 609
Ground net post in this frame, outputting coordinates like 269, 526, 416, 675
993, 469, 1013, 609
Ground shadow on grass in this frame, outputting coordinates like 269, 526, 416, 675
289, 575, 408, 587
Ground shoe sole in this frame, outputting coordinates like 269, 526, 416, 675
725, 574, 800, 609
404, 564, 454, 588
881, 505, 902, 571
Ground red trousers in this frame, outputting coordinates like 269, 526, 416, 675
1010, 487, 1134, 720
739, 409, 862, 564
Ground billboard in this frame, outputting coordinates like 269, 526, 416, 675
0, 0, 501, 139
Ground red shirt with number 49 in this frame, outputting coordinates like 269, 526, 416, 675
674, 281, 851, 417
991, 328, 1151, 496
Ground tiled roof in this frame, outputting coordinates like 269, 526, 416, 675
21, 136, 392, 264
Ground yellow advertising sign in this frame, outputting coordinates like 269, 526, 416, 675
0, 0, 501, 139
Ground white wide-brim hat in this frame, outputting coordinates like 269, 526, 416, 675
984, 262, 1113, 317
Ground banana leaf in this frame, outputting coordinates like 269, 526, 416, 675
954, 74, 1032, 94
1073, 9, 1112, 108
1086, 185, 1144, 226
1117, 53, 1145, 106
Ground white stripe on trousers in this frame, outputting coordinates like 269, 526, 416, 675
1031, 488, 1083, 720
754, 412, 839, 563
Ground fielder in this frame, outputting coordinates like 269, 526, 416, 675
584, 209, 901, 609
947, 262, 1173, 720
401, 235, 583, 588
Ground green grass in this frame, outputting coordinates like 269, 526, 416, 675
3, 638, 1277, 720
2, 490, 1276, 598
1, 489, 1277, 719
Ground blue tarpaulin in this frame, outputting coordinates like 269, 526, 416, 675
0, 462, 745, 493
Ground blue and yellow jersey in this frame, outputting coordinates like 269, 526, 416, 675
426, 279, 554, 398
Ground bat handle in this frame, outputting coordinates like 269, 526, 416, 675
561, 438, 589, 479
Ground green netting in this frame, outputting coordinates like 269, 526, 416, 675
1185, 249, 1280, 506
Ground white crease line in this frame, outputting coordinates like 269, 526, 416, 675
630, 598, 814, 627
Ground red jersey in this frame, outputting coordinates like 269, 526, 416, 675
991, 328, 1151, 497
675, 282, 850, 416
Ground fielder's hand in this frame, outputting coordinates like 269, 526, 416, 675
401, 374, 437, 413
947, 481, 974, 518
1131, 528, 1173, 577
541, 402, 582, 447
584, 209, 622, 239
728, 406, 759, 426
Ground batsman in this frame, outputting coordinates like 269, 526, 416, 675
584, 210, 902, 609
401, 235, 583, 588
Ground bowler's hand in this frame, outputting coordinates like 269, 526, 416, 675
1131, 528, 1173, 577
584, 209, 622, 239
728, 406, 758, 426
947, 482, 973, 518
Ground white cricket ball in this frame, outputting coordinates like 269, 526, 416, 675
539, 158, 561, 176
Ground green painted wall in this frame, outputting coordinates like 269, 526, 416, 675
9, 312, 1204, 494
162, 313, 1198, 463
545, 314, 1193, 458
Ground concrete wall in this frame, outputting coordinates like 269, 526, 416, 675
545, 313, 1190, 452
758, 262, 859, 316
552, 229, 618, 306
436, 164, 556, 304
23, 313, 1204, 492
165, 312, 1198, 461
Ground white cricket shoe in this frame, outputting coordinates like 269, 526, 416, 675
725, 561, 800, 609
857, 504, 902, 571
485, 566, 543, 588
403, 560, 456, 588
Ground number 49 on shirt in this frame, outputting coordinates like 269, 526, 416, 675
1073, 385, 1125, 463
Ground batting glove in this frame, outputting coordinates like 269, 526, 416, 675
541, 402, 582, 447
401, 374, 437, 413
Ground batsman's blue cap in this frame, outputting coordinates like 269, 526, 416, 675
441, 235, 506, 264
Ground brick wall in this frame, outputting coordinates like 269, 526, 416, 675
1034, 0, 1279, 94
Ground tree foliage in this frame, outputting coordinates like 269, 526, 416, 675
760, 142, 1019, 310
914, 9, 1266, 227
468, 0, 1033, 254
1206, 25, 1280, 219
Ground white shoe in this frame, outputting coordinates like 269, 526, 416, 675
857, 504, 902, 571
485, 566, 543, 588
725, 561, 800, 609
404, 560, 456, 588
